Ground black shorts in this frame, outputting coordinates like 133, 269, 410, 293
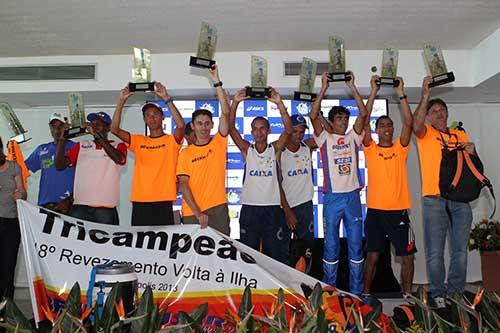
365, 208, 417, 256
131, 201, 174, 226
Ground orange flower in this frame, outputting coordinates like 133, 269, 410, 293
115, 299, 125, 320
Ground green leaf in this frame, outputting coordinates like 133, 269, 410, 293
275, 288, 286, 326
1, 298, 33, 330
60, 282, 82, 333
238, 286, 253, 332
130, 286, 154, 333
316, 307, 328, 333
189, 302, 208, 324
309, 283, 322, 312
0, 322, 33, 333
99, 284, 120, 333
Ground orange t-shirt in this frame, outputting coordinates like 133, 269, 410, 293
364, 139, 411, 210
176, 133, 228, 216
128, 134, 181, 202
416, 124, 469, 197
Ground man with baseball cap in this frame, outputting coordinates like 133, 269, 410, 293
25, 112, 76, 214
55, 111, 127, 225
280, 114, 318, 268
111, 81, 185, 226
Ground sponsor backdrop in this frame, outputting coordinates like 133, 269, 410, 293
152, 99, 388, 239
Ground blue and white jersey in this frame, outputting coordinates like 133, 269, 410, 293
241, 144, 281, 206
314, 130, 363, 193
280, 142, 313, 207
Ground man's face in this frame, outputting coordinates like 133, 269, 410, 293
143, 107, 164, 131
427, 103, 448, 130
290, 126, 306, 145
331, 113, 349, 134
251, 119, 270, 143
192, 114, 213, 140
91, 118, 109, 136
375, 118, 394, 142
49, 120, 65, 140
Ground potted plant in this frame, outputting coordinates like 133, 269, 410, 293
469, 218, 500, 291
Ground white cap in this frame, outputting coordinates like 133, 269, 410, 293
48, 112, 66, 124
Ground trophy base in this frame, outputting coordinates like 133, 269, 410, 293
376, 77, 400, 87
246, 87, 271, 98
189, 56, 216, 69
429, 72, 455, 87
10, 132, 31, 144
294, 91, 317, 102
327, 72, 352, 82
64, 126, 87, 139
128, 82, 155, 92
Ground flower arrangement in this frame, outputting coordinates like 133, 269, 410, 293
468, 219, 500, 252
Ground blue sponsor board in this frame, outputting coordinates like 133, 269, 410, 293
268, 117, 285, 134
234, 117, 244, 133
226, 188, 242, 204
227, 152, 244, 169
195, 99, 219, 117
291, 100, 311, 116
244, 134, 255, 144
339, 99, 359, 116
243, 99, 267, 117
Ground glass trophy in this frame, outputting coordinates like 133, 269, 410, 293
189, 22, 217, 69
246, 56, 271, 98
423, 44, 455, 87
377, 48, 400, 87
129, 47, 154, 92
64, 92, 87, 138
294, 57, 317, 101
327, 36, 351, 82
0, 102, 30, 143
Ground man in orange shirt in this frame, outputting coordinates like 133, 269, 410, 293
176, 65, 231, 235
362, 76, 415, 299
413, 76, 474, 308
111, 81, 185, 226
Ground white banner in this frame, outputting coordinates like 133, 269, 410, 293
17, 200, 326, 323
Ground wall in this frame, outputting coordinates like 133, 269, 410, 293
2, 100, 498, 287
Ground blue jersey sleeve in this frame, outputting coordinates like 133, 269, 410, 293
25, 145, 41, 173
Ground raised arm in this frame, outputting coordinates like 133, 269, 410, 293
111, 86, 134, 144
86, 124, 126, 165
178, 175, 208, 228
228, 88, 251, 158
268, 88, 293, 152
363, 75, 380, 146
346, 71, 368, 135
319, 112, 334, 134
310, 72, 330, 137
55, 136, 70, 170
208, 65, 230, 137
153, 82, 185, 144
395, 77, 413, 147
412, 76, 433, 138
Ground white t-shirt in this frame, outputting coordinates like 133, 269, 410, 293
314, 129, 363, 193
240, 144, 281, 206
281, 142, 314, 207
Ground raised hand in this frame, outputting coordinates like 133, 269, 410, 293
395, 76, 405, 96
119, 85, 134, 102
266, 87, 282, 105
370, 75, 381, 94
208, 64, 221, 83
153, 81, 170, 101
233, 88, 249, 104
422, 76, 433, 96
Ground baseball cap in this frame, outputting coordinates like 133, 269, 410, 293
48, 112, 66, 124
87, 112, 112, 125
141, 102, 163, 114
291, 114, 308, 129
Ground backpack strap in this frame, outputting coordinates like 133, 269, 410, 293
462, 151, 497, 219
450, 150, 464, 189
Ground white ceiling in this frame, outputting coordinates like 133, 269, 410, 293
1, 0, 500, 57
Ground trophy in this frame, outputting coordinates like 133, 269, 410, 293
189, 22, 217, 69
246, 56, 271, 98
377, 48, 400, 87
327, 36, 351, 82
423, 44, 455, 87
64, 92, 87, 138
129, 47, 154, 92
0, 102, 31, 143
294, 57, 317, 101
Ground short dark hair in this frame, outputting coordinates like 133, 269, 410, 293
192, 109, 213, 122
184, 121, 194, 136
375, 115, 393, 129
427, 98, 448, 114
251, 116, 270, 129
328, 106, 350, 122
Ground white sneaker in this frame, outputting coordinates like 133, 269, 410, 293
434, 296, 446, 309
